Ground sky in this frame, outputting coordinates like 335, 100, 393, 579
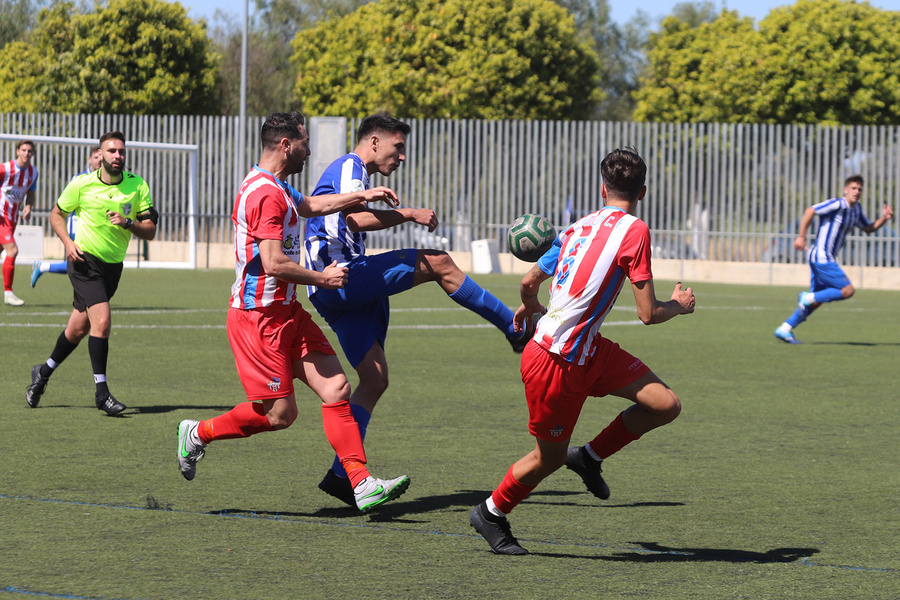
183, 0, 900, 27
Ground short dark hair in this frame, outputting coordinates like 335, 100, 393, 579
600, 147, 647, 201
16, 139, 34, 150
844, 174, 864, 187
89, 144, 101, 154
260, 112, 307, 150
356, 114, 411, 144
99, 131, 126, 145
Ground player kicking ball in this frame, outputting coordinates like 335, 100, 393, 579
470, 147, 695, 554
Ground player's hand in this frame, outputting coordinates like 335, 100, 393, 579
364, 186, 400, 208
409, 208, 438, 232
21, 205, 31, 220
106, 210, 126, 227
883, 204, 894, 220
513, 302, 546, 333
671, 282, 695, 314
793, 235, 807, 252
319, 260, 349, 290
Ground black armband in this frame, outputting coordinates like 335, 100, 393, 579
136, 206, 159, 225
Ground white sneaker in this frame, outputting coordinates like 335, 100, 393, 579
177, 419, 206, 481
354, 475, 411, 512
4, 291, 24, 306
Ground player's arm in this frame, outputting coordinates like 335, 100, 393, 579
862, 203, 894, 234
50, 204, 82, 262
106, 209, 156, 241
300, 186, 399, 217
344, 205, 438, 233
512, 263, 552, 333
20, 190, 34, 220
257, 238, 347, 289
793, 206, 817, 251
632, 279, 695, 325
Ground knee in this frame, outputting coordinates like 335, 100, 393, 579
319, 378, 352, 405
360, 371, 389, 398
423, 250, 458, 277
658, 391, 682, 424
842, 285, 855, 299
268, 403, 298, 429
5, 244, 18, 258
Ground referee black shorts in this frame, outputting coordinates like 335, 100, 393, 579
67, 251, 123, 311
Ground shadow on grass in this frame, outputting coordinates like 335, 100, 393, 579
808, 341, 900, 346
534, 542, 819, 564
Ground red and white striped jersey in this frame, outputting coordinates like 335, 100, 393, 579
230, 166, 305, 310
0, 160, 38, 223
534, 206, 653, 365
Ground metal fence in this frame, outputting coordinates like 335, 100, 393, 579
2, 113, 898, 269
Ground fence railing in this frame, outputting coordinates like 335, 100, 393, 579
2, 113, 897, 269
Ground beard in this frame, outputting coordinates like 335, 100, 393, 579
102, 158, 124, 177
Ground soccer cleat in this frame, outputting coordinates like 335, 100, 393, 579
798, 290, 814, 308
4, 291, 24, 306
318, 469, 357, 507
354, 475, 411, 512
774, 328, 801, 344
469, 501, 528, 555
507, 321, 535, 353
95, 391, 127, 416
177, 419, 206, 481
31, 261, 43, 287
26, 364, 49, 408
565, 446, 611, 500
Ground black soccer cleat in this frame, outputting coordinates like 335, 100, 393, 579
469, 501, 528, 555
507, 321, 535, 354
26, 364, 50, 408
96, 392, 127, 416
318, 468, 357, 508
565, 446, 610, 500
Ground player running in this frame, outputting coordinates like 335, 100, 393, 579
470, 147, 695, 555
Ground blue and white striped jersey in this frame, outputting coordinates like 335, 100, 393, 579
809, 197, 872, 264
304, 152, 370, 296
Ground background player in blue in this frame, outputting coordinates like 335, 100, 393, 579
305, 114, 529, 506
774, 175, 894, 343
32, 145, 102, 287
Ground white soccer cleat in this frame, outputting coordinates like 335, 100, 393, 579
353, 475, 411, 512
4, 291, 24, 306
177, 419, 206, 481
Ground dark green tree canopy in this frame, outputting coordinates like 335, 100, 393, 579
0, 0, 219, 114
634, 0, 900, 125
292, 0, 604, 119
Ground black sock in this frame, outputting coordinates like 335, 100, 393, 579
88, 336, 109, 396
43, 331, 80, 377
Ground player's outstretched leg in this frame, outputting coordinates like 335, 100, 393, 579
469, 501, 528, 555
447, 274, 532, 352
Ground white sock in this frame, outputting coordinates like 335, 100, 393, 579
485, 496, 506, 517
777, 323, 792, 333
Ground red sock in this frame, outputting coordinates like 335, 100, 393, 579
322, 400, 369, 488
2, 255, 14, 291
198, 401, 274, 443
587, 412, 641, 459
491, 466, 536, 514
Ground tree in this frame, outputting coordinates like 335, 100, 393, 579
0, 0, 45, 46
0, 0, 219, 115
633, 0, 900, 125
292, 0, 603, 119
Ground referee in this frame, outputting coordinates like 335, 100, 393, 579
26, 131, 158, 415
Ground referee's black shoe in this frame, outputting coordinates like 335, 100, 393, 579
469, 501, 528, 555
96, 391, 127, 416
26, 364, 49, 408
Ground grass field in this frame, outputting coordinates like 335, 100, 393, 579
1, 266, 898, 599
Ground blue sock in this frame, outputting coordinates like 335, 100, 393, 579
786, 306, 809, 328
449, 276, 517, 337
331, 403, 371, 478
814, 288, 844, 304
48, 262, 67, 274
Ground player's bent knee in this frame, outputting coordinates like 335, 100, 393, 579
268, 405, 298, 429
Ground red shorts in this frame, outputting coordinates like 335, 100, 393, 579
521, 337, 651, 442
227, 303, 336, 401
0, 215, 17, 245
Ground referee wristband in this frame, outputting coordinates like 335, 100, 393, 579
123, 218, 133, 229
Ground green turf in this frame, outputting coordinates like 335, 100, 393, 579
1, 267, 898, 599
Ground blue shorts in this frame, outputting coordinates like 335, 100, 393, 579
808, 260, 851, 292
309, 249, 418, 367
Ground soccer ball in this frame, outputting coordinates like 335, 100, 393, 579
507, 214, 556, 262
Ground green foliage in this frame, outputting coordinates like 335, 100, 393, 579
634, 0, 900, 125
292, 0, 603, 119
0, 0, 43, 46
0, 0, 220, 115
